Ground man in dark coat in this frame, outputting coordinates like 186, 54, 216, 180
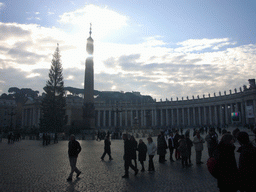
237, 131, 256, 192
174, 130, 181, 160
122, 134, 138, 178
215, 133, 238, 192
130, 136, 138, 169
137, 139, 147, 172
157, 131, 168, 163
101, 136, 113, 161
67, 134, 82, 181
168, 132, 175, 162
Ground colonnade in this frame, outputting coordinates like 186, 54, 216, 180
95, 89, 256, 129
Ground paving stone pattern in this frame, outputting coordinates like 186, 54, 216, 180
0, 127, 253, 192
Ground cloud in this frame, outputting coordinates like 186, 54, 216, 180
0, 2, 4, 9
58, 4, 129, 40
0, 5, 255, 101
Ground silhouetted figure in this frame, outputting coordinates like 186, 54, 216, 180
215, 133, 238, 192
101, 136, 113, 161
137, 139, 147, 172
168, 132, 175, 162
67, 134, 82, 181
42, 133, 46, 146
122, 134, 138, 178
174, 130, 181, 160
185, 133, 193, 165
130, 136, 138, 169
205, 128, 218, 157
157, 131, 167, 163
178, 135, 188, 168
54, 133, 58, 144
237, 132, 256, 192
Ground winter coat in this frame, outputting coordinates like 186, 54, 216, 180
205, 133, 218, 149
237, 143, 256, 191
147, 142, 157, 156
68, 140, 82, 157
185, 138, 193, 156
137, 142, 147, 161
104, 138, 111, 153
216, 143, 238, 190
193, 135, 205, 151
124, 139, 133, 160
130, 139, 138, 160
173, 133, 181, 149
157, 135, 167, 156
178, 139, 188, 157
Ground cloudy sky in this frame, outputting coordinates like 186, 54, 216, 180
0, 0, 256, 101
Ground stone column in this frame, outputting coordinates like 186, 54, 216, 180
214, 105, 218, 125
161, 109, 164, 126
109, 110, 112, 127
120, 111, 123, 127
166, 109, 169, 126
219, 105, 223, 126
193, 107, 196, 126
171, 109, 174, 126
125, 110, 128, 127
225, 104, 228, 125
187, 108, 190, 126
98, 110, 101, 127
182, 108, 185, 126
209, 106, 212, 125
198, 107, 201, 126
155, 110, 157, 126
103, 110, 106, 127
131, 110, 134, 127
204, 106, 207, 125
114, 112, 117, 127
177, 108, 179, 126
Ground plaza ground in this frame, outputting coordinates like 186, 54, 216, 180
0, 127, 254, 192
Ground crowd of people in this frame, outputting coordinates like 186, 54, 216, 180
96, 127, 256, 191
42, 133, 58, 146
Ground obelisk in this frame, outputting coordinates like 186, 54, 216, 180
83, 24, 95, 129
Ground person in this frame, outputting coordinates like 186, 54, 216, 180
43, 133, 47, 146
193, 130, 205, 164
147, 137, 157, 171
178, 135, 188, 168
185, 132, 193, 165
137, 139, 147, 172
54, 133, 58, 144
157, 131, 168, 163
130, 136, 138, 169
205, 128, 218, 157
215, 133, 238, 192
101, 136, 113, 161
236, 131, 256, 192
174, 130, 181, 160
122, 134, 138, 178
67, 134, 82, 181
168, 132, 175, 162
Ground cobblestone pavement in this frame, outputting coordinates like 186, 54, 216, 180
0, 127, 254, 192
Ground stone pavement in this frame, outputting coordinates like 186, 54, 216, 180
0, 127, 254, 192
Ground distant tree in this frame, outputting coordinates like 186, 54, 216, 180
40, 44, 66, 133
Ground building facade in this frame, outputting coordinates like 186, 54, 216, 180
94, 81, 256, 129
0, 99, 17, 130
21, 81, 256, 131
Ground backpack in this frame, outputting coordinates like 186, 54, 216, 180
207, 157, 219, 178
